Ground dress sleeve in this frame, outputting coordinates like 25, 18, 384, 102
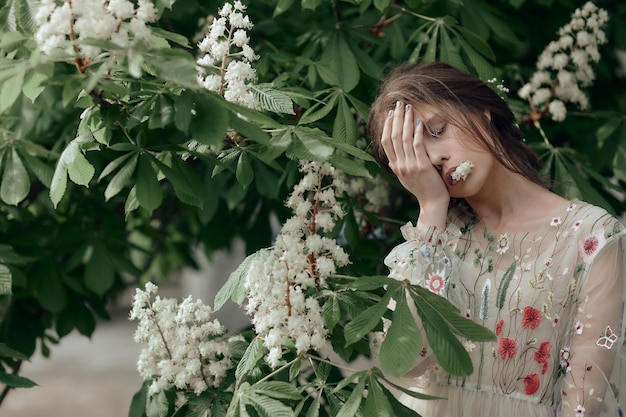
558, 230, 626, 417
384, 220, 461, 296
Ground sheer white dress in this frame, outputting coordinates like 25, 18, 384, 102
384, 200, 626, 417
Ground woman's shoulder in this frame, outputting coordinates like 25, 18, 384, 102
566, 200, 624, 236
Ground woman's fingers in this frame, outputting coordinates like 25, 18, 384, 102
380, 107, 396, 165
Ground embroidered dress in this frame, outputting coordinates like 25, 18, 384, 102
385, 200, 626, 417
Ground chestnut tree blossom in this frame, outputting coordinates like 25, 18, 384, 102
244, 161, 350, 367
196, 1, 259, 108
33, 0, 158, 68
518, 1, 609, 122
129, 283, 235, 397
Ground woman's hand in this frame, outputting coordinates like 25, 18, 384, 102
380, 101, 450, 227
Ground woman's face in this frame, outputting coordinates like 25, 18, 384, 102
415, 106, 499, 199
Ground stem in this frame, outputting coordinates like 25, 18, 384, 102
395, 6, 436, 21
255, 357, 299, 384
533, 120, 553, 149
305, 353, 361, 374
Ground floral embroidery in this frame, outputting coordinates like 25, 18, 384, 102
495, 319, 504, 336
496, 233, 510, 254
567, 202, 577, 212
498, 337, 517, 359
523, 373, 540, 395
428, 272, 445, 295
550, 217, 562, 227
534, 341, 551, 364
574, 320, 584, 335
522, 306, 542, 329
573, 219, 582, 231
552, 314, 560, 327
596, 325, 618, 349
579, 230, 606, 263
560, 347, 572, 373
575, 404, 585, 416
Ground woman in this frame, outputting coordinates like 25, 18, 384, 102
367, 62, 626, 417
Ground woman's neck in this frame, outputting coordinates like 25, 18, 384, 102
464, 172, 567, 234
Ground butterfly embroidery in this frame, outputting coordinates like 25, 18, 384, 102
596, 326, 619, 349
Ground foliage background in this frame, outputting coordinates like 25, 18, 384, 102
0, 0, 625, 413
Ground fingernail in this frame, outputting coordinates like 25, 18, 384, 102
387, 110, 393, 117
405, 104, 410, 113
395, 101, 402, 109
416, 119, 421, 126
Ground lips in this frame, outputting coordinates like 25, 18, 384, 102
445, 167, 459, 186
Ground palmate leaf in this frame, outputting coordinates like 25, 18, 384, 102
335, 373, 366, 417
409, 286, 495, 376
362, 375, 394, 417
235, 338, 263, 383
332, 96, 358, 145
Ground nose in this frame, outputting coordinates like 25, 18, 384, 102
424, 141, 448, 170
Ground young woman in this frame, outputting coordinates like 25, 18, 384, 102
367, 62, 626, 417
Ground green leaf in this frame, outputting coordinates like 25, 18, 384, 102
245, 393, 294, 417
335, 373, 365, 417
273, 0, 295, 16
252, 85, 295, 115
22, 70, 48, 102
362, 375, 393, 417
321, 32, 360, 92
104, 154, 138, 201
332, 96, 358, 144
49, 160, 68, 208
174, 91, 194, 133
144, 48, 199, 90
36, 270, 67, 313
379, 288, 423, 377
345, 275, 392, 291
236, 152, 254, 188
252, 382, 303, 401
18, 150, 53, 188
146, 390, 169, 417
136, 156, 163, 213
67, 150, 95, 187
151, 154, 205, 207
191, 93, 229, 146
214, 249, 268, 311
0, 67, 24, 113
0, 264, 11, 295
235, 338, 264, 382
84, 243, 115, 296
290, 127, 334, 161
0, 371, 37, 388
128, 382, 148, 417
597, 117, 623, 147
0, 343, 28, 360
329, 154, 369, 177
299, 90, 339, 125
1, 147, 30, 205
344, 291, 390, 346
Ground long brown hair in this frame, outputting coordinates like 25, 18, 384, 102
367, 62, 544, 187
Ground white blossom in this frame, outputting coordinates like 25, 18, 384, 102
33, 0, 159, 66
517, 1, 608, 122
244, 161, 350, 367
129, 283, 235, 396
196, 1, 259, 108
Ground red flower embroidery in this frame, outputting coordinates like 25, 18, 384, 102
522, 306, 542, 329
579, 231, 606, 262
498, 337, 517, 359
541, 360, 549, 375
523, 373, 540, 395
495, 319, 504, 336
534, 341, 551, 364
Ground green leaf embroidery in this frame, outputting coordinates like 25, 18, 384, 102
496, 261, 517, 309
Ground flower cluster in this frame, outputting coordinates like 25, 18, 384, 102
33, 0, 157, 66
244, 161, 350, 367
130, 283, 235, 396
518, 1, 609, 122
196, 1, 259, 108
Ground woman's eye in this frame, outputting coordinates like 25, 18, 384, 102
427, 123, 446, 137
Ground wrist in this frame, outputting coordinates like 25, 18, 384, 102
417, 201, 449, 229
